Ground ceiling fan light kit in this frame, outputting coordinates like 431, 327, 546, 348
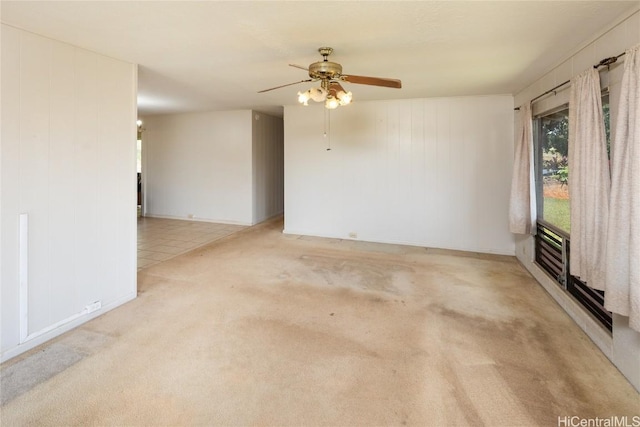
297, 84, 352, 109
259, 47, 401, 110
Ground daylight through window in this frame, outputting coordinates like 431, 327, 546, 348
535, 106, 570, 233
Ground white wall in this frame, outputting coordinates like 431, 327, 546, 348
284, 96, 515, 255
252, 112, 284, 224
513, 9, 640, 390
143, 111, 254, 225
1, 25, 138, 362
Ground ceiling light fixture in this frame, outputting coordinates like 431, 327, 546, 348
325, 96, 340, 110
297, 80, 352, 109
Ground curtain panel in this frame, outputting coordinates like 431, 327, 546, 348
568, 68, 610, 291
605, 45, 640, 332
509, 103, 536, 235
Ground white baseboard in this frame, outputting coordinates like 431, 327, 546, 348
1, 292, 137, 364
282, 228, 516, 256
143, 213, 251, 226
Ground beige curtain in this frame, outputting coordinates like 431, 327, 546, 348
605, 45, 640, 332
509, 103, 536, 234
568, 68, 610, 290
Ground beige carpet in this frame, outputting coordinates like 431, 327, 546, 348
1, 217, 638, 426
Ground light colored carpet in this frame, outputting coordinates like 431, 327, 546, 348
1, 217, 638, 426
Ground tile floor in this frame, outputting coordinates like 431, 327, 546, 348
137, 217, 246, 270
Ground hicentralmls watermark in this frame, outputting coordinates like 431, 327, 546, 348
558, 416, 640, 427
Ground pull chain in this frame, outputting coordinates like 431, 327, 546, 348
324, 108, 331, 151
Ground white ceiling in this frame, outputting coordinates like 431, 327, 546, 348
2, 1, 638, 117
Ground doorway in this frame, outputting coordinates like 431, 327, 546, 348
137, 119, 143, 217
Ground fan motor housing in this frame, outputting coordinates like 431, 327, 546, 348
308, 61, 343, 79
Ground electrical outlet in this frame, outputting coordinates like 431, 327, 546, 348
187, 214, 194, 219
85, 301, 102, 314
349, 232, 357, 239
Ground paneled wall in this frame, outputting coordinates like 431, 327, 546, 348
1, 25, 137, 362
143, 111, 254, 225
513, 8, 640, 391
284, 96, 515, 255
252, 112, 284, 223
143, 110, 284, 226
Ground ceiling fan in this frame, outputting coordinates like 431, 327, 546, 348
258, 47, 402, 109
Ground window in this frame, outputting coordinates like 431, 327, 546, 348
535, 106, 570, 233
533, 93, 612, 332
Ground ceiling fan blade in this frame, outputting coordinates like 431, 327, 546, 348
257, 79, 313, 93
329, 81, 347, 93
341, 74, 402, 89
289, 64, 309, 71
